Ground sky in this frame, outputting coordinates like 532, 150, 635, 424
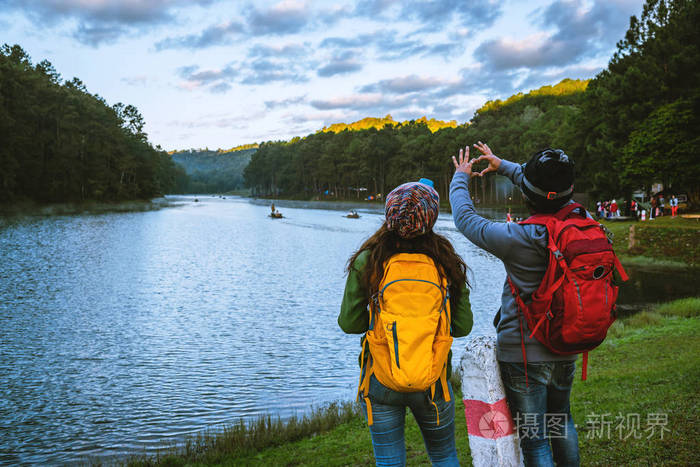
1, 0, 645, 151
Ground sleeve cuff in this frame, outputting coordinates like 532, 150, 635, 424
497, 159, 519, 175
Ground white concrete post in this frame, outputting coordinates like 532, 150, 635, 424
460, 334, 524, 467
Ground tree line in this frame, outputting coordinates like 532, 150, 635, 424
170, 148, 256, 194
244, 0, 699, 206
0, 44, 187, 203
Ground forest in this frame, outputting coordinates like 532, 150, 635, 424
171, 147, 257, 194
244, 0, 699, 206
0, 44, 187, 203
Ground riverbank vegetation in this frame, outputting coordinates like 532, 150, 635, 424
126, 297, 699, 466
244, 0, 699, 209
0, 45, 188, 204
602, 216, 700, 267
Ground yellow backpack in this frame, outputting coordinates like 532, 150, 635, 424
358, 253, 453, 426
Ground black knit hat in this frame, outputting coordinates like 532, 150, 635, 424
520, 148, 574, 213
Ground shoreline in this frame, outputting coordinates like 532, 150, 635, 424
123, 297, 700, 466
0, 197, 183, 217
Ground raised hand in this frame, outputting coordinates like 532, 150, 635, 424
472, 141, 501, 177
452, 146, 476, 176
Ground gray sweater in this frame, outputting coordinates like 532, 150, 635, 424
449, 160, 577, 362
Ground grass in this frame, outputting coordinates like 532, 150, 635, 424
124, 298, 700, 466
125, 403, 360, 466
600, 216, 700, 267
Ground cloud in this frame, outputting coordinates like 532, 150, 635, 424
121, 75, 151, 86
73, 23, 127, 47
321, 29, 460, 63
210, 82, 232, 93
475, 0, 642, 72
474, 33, 578, 71
352, 0, 400, 17
352, 0, 502, 27
359, 75, 452, 94
317, 51, 362, 77
516, 64, 602, 91
177, 56, 310, 92
167, 115, 250, 130
317, 61, 363, 77
177, 63, 238, 91
283, 109, 350, 124
319, 31, 387, 49
246, 0, 311, 36
248, 43, 311, 59
240, 59, 310, 84
3, 0, 216, 46
155, 1, 347, 51
400, 0, 502, 28
155, 21, 243, 50
310, 93, 416, 112
264, 95, 307, 110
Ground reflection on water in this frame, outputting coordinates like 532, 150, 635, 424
0, 196, 691, 464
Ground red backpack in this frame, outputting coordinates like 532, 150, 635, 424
508, 203, 628, 384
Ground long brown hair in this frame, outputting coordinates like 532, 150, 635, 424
346, 224, 469, 304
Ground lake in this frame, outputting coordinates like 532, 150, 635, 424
0, 196, 695, 464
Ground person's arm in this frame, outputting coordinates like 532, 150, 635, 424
450, 282, 472, 337
338, 250, 370, 334
450, 144, 525, 260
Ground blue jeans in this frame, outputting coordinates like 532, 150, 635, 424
498, 361, 580, 467
361, 374, 459, 466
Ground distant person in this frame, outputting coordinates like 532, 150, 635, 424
611, 199, 619, 217
339, 179, 473, 466
651, 197, 657, 219
670, 195, 678, 217
450, 143, 594, 466
270, 203, 275, 214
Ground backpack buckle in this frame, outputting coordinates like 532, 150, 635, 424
546, 310, 554, 320
547, 191, 557, 200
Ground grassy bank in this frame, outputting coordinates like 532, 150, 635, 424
0, 197, 179, 217
601, 216, 700, 267
127, 298, 700, 466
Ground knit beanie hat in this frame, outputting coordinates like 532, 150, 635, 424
385, 179, 439, 238
521, 148, 575, 213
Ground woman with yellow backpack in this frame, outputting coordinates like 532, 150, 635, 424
339, 178, 473, 466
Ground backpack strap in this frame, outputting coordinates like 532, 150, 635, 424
519, 202, 587, 226
554, 202, 586, 220
507, 277, 529, 387
613, 254, 629, 282
357, 336, 375, 425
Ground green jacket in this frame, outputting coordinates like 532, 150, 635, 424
338, 250, 473, 378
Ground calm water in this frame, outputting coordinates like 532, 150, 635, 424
0, 197, 694, 464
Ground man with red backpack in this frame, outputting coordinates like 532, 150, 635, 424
450, 142, 626, 467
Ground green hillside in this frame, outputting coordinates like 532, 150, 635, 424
171, 148, 257, 194
322, 115, 457, 133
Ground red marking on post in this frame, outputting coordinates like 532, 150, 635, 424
464, 398, 515, 439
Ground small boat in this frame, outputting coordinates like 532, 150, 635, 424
270, 212, 284, 218
345, 211, 360, 219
